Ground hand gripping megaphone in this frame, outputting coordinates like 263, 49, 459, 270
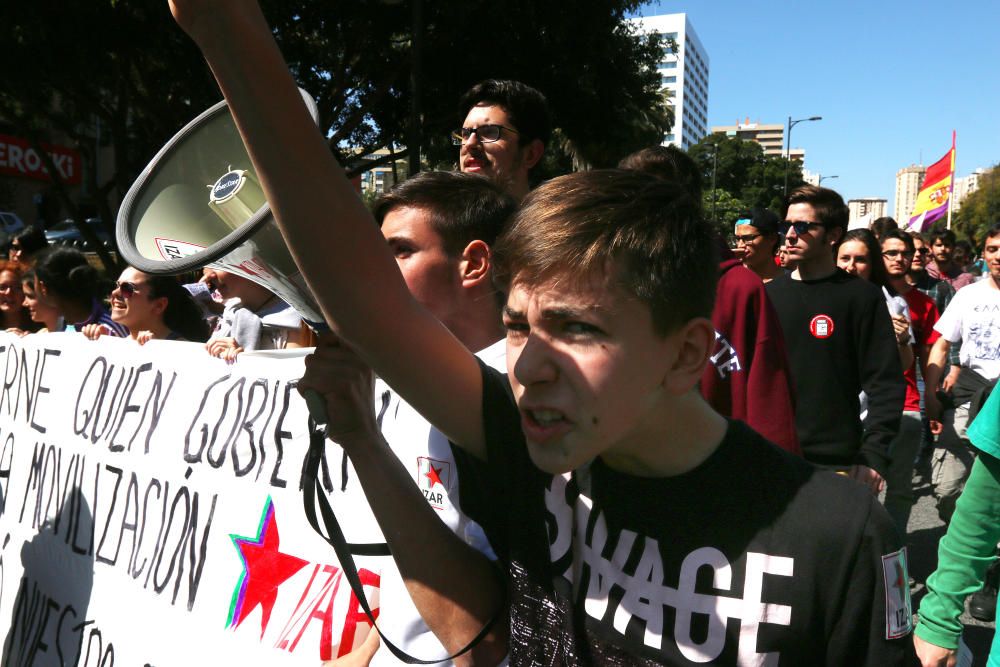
115, 89, 325, 330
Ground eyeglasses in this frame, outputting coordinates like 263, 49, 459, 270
451, 124, 519, 145
778, 220, 825, 236
114, 281, 141, 298
734, 233, 762, 244
882, 250, 915, 259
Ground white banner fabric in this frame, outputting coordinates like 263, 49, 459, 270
0, 332, 381, 666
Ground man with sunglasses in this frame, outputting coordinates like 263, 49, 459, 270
454, 80, 550, 201
767, 186, 904, 493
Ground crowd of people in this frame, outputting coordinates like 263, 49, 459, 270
1, 230, 308, 357
11, 1, 999, 664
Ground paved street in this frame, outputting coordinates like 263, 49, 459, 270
907, 466, 995, 665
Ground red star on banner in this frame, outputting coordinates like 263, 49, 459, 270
228, 498, 308, 637
425, 463, 444, 487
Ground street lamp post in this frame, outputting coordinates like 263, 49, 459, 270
784, 115, 822, 196
708, 142, 720, 226
819, 175, 839, 187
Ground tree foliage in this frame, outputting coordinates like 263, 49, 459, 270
1, 1, 672, 272
953, 166, 1000, 244
689, 134, 803, 223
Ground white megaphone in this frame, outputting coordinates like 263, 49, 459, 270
115, 89, 326, 330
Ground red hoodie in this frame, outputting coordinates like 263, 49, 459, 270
701, 257, 801, 455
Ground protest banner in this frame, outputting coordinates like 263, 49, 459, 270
0, 332, 381, 666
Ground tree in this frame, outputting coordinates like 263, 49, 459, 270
953, 166, 1000, 244
689, 134, 802, 218
1, 1, 672, 274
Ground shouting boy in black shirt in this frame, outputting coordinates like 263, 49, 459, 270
168, 2, 913, 663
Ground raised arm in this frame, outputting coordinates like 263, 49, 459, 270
302, 339, 508, 665
168, 0, 486, 453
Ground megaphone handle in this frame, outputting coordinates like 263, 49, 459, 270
303, 388, 328, 426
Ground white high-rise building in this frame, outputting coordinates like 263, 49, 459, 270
629, 13, 710, 150
848, 198, 888, 224
895, 164, 926, 222
954, 168, 987, 211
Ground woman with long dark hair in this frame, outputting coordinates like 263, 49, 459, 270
82, 267, 210, 343
32, 246, 127, 336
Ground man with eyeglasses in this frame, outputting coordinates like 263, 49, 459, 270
767, 186, 904, 494
879, 230, 941, 538
733, 208, 784, 282
454, 80, 550, 201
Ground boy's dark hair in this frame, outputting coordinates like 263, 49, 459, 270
985, 222, 1000, 242
929, 228, 957, 246
785, 185, 849, 235
12, 225, 49, 256
493, 169, 718, 337
840, 228, 888, 287
618, 145, 704, 200
373, 171, 517, 256
870, 217, 898, 240
457, 79, 552, 147
880, 229, 915, 253
33, 246, 102, 306
146, 274, 212, 343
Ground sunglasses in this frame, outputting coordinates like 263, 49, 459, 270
778, 220, 826, 236
451, 124, 519, 145
882, 250, 915, 259
734, 233, 762, 244
114, 281, 142, 298
914, 247, 931, 255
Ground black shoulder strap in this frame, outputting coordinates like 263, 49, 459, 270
302, 423, 504, 664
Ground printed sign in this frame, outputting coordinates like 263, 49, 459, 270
0, 333, 380, 665
0, 134, 82, 185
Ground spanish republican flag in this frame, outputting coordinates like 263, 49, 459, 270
907, 133, 955, 232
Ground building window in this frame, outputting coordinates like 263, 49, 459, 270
661, 75, 676, 84
659, 61, 677, 70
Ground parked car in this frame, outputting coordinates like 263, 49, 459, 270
44, 218, 112, 251
0, 211, 26, 249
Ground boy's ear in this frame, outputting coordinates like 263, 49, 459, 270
662, 317, 716, 395
521, 139, 545, 171
459, 240, 491, 288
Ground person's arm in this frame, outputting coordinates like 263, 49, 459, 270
300, 338, 508, 665
915, 454, 1000, 662
167, 0, 486, 455
924, 337, 952, 431
856, 297, 905, 478
826, 496, 912, 665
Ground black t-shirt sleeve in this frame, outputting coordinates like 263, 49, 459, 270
856, 290, 905, 474
451, 359, 531, 562
825, 495, 914, 665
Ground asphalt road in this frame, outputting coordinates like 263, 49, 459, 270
907, 465, 995, 665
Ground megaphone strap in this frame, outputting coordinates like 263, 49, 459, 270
302, 423, 505, 664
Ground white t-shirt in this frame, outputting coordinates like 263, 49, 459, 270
934, 277, 1000, 380
333, 339, 506, 666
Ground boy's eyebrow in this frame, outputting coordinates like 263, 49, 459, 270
502, 304, 604, 320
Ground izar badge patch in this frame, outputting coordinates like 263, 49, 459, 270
882, 547, 913, 639
809, 314, 834, 339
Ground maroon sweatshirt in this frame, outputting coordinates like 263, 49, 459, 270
701, 257, 801, 455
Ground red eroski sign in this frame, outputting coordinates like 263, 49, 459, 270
0, 134, 82, 185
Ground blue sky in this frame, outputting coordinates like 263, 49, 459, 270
634, 0, 1000, 215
